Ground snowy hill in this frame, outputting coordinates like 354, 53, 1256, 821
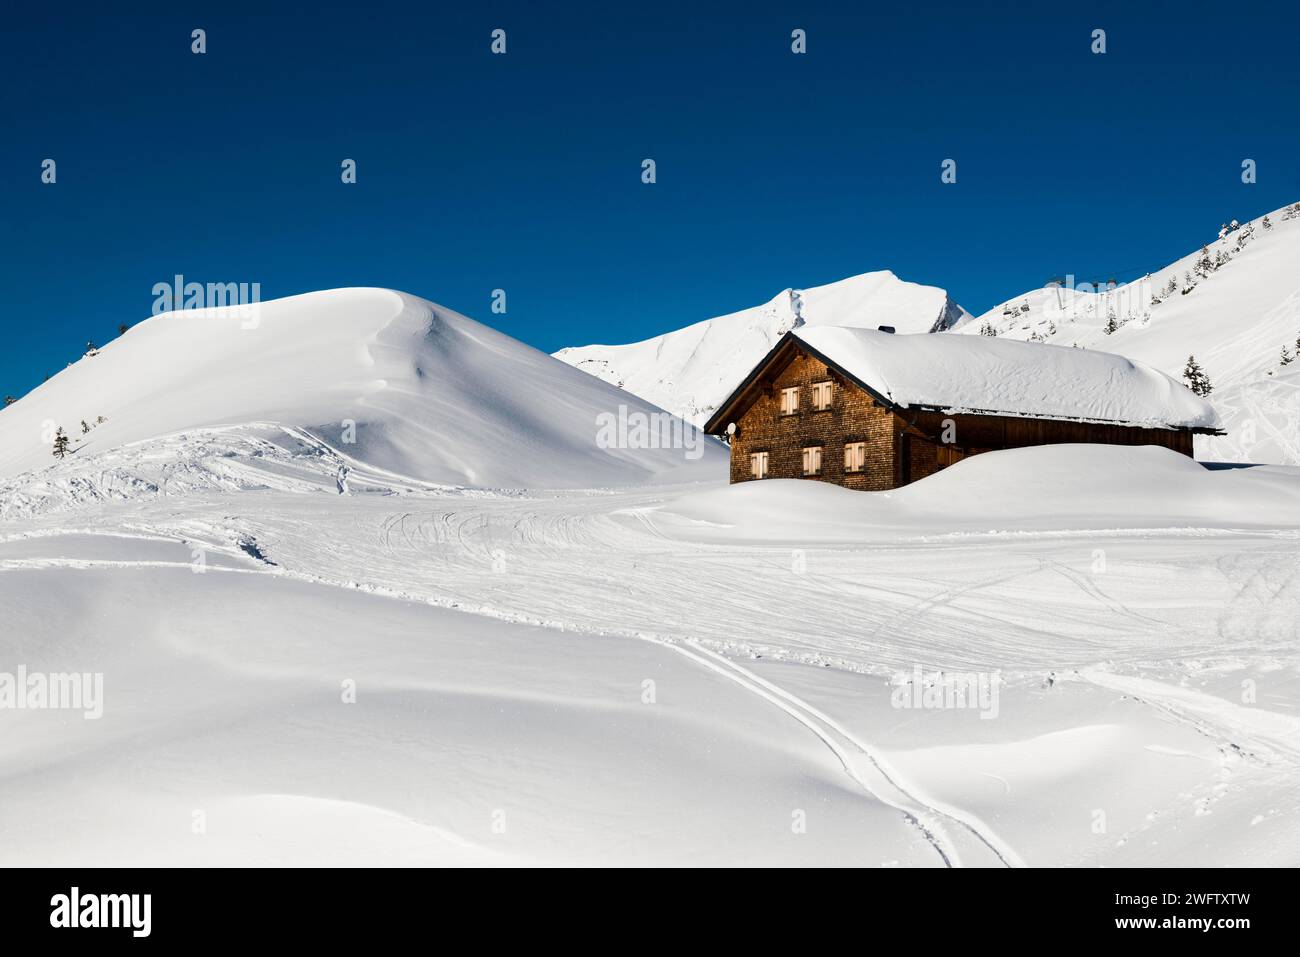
958, 202, 1300, 463
554, 270, 973, 426
0, 288, 724, 497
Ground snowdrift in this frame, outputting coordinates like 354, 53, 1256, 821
658, 445, 1300, 542
554, 270, 973, 426
0, 288, 725, 489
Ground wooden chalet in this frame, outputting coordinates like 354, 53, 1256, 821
702, 326, 1222, 490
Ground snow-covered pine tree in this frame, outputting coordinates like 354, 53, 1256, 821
1104, 314, 1119, 335
1282, 346, 1295, 366
3, 396, 15, 407
52, 427, 70, 459
1183, 355, 1213, 396
1263, 215, 1272, 230
80, 420, 90, 434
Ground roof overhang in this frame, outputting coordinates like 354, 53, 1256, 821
702, 331, 1220, 436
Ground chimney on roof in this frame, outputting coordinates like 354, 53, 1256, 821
877, 325, 896, 334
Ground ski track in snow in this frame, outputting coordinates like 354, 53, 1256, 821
0, 539, 1022, 867
5, 424, 1300, 865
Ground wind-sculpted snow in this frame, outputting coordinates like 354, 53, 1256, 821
0, 288, 725, 488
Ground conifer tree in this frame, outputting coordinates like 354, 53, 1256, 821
52, 427, 70, 459
1183, 355, 1213, 396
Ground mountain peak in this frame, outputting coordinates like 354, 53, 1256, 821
555, 271, 973, 426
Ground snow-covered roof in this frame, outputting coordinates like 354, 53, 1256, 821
776, 327, 1219, 430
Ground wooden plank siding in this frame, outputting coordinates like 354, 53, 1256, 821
720, 340, 1198, 491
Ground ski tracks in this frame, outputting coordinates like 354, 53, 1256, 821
652, 637, 1023, 867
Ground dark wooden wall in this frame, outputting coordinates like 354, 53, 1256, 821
896, 409, 1194, 485
728, 352, 897, 490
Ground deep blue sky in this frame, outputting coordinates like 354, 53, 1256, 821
2, 1, 1296, 397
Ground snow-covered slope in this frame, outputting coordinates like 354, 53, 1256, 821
554, 270, 973, 426
660, 445, 1300, 541
8, 443, 1300, 866
0, 288, 724, 491
960, 202, 1300, 462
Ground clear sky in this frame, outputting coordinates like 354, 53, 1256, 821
2, 0, 1296, 398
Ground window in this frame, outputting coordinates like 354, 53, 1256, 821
779, 387, 800, 415
749, 451, 769, 479
844, 442, 867, 473
802, 446, 823, 476
812, 381, 833, 411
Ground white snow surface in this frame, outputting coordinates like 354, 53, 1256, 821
0, 288, 723, 489
5, 436, 1300, 866
791, 326, 1219, 429
554, 270, 973, 426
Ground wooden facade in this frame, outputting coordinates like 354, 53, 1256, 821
704, 334, 1205, 491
